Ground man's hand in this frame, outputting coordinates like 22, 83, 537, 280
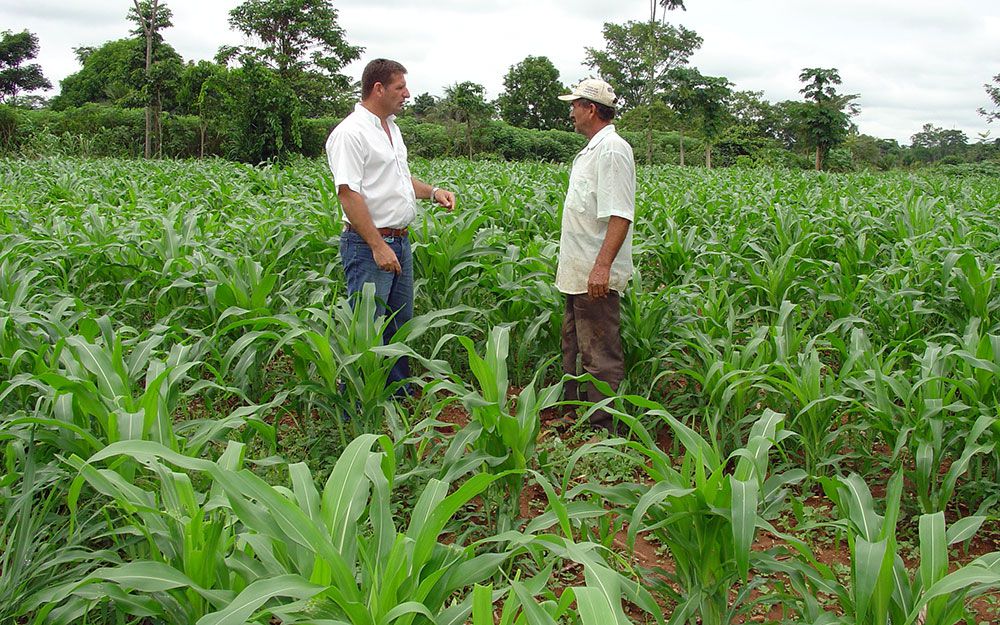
588, 263, 611, 299
432, 188, 456, 210
374, 241, 402, 274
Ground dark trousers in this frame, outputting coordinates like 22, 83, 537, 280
339, 230, 413, 392
561, 292, 625, 430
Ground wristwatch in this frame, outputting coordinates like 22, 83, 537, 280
430, 187, 440, 203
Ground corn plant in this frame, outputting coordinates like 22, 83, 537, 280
285, 284, 458, 440
620, 272, 678, 385
670, 323, 775, 457
774, 471, 1000, 624
740, 237, 818, 314
763, 329, 857, 480
482, 241, 563, 382
428, 325, 563, 531
0, 437, 118, 622
943, 251, 996, 327
411, 207, 499, 312
79, 435, 531, 625
847, 339, 988, 512
622, 406, 800, 624
2, 322, 199, 455
4, 155, 1000, 625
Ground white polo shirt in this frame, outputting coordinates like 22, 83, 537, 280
556, 124, 636, 295
325, 103, 417, 229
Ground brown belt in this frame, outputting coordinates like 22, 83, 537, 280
344, 223, 408, 238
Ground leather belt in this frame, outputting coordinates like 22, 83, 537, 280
344, 223, 409, 238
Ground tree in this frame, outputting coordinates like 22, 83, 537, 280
692, 74, 732, 168
710, 91, 790, 166
585, 20, 701, 113
408, 92, 439, 120
496, 56, 568, 131
129, 0, 174, 157
979, 74, 999, 123
654, 0, 687, 12
585, 18, 701, 164
664, 67, 731, 167
223, 0, 362, 116
909, 123, 969, 163
617, 98, 676, 134
177, 60, 229, 156
0, 30, 52, 103
127, 0, 173, 43
52, 38, 182, 111
442, 81, 493, 158
793, 67, 859, 170
847, 133, 901, 170
224, 61, 301, 163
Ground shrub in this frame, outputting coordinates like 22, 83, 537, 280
300, 117, 339, 157
0, 105, 23, 153
397, 118, 451, 158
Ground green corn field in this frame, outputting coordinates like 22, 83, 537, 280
3, 156, 1000, 624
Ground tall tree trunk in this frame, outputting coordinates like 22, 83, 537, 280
645, 2, 657, 167
645, 122, 653, 166
143, 41, 152, 158
143, 108, 151, 158
154, 94, 162, 157
134, 0, 159, 159
705, 144, 712, 169
679, 128, 685, 167
200, 121, 206, 158
815, 145, 822, 170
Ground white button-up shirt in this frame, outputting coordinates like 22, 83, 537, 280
325, 103, 417, 229
556, 124, 636, 295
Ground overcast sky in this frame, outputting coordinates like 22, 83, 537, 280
4, 0, 998, 144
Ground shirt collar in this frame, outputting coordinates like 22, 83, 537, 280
355, 102, 396, 127
580, 124, 616, 154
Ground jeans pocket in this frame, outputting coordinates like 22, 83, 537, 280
339, 235, 352, 265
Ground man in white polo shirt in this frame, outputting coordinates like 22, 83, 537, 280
326, 58, 455, 395
555, 78, 636, 431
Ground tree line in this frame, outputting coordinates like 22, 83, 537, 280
1, 0, 998, 170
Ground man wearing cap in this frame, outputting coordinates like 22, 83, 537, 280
326, 58, 456, 394
556, 78, 636, 432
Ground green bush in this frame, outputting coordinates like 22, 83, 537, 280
300, 117, 339, 157
927, 159, 1000, 177
397, 118, 451, 158
0, 105, 23, 153
4, 105, 208, 158
479, 121, 582, 162
619, 129, 701, 165
223, 63, 302, 164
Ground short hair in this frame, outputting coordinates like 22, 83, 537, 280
591, 100, 615, 122
361, 59, 407, 100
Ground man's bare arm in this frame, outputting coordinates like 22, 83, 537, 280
412, 177, 455, 209
338, 185, 401, 274
588, 216, 631, 298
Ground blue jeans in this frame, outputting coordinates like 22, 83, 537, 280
339, 230, 414, 392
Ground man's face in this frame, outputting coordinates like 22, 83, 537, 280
379, 73, 410, 114
569, 98, 594, 134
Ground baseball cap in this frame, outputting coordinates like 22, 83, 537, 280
558, 79, 617, 108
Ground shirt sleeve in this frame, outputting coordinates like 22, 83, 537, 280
325, 127, 365, 193
595, 146, 636, 221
